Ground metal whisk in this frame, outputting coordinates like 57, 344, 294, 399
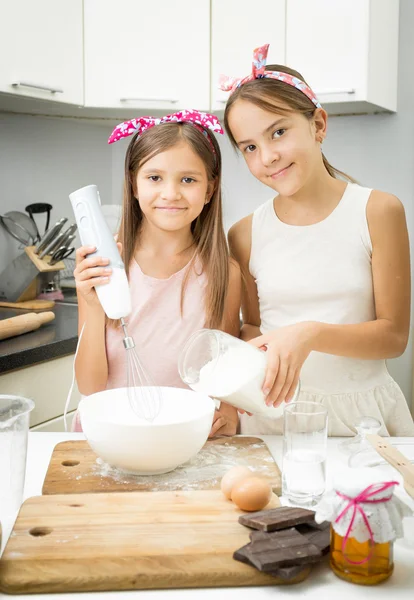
121, 318, 163, 421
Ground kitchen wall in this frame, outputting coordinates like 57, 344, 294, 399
0, 0, 413, 404
0, 114, 113, 266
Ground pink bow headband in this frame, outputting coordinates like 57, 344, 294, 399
108, 109, 223, 146
219, 43, 321, 109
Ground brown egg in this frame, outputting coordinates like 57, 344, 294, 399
220, 466, 253, 500
231, 477, 272, 512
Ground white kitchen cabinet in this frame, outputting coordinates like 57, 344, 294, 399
0, 0, 83, 105
31, 411, 76, 432
0, 0, 400, 118
84, 0, 210, 112
286, 0, 399, 113
0, 355, 80, 428
211, 0, 286, 111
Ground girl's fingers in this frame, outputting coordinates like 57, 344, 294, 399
77, 276, 110, 290
286, 373, 300, 403
75, 256, 110, 275
75, 245, 96, 265
262, 353, 280, 398
273, 367, 294, 408
209, 415, 226, 437
76, 266, 112, 282
249, 333, 270, 348
266, 361, 288, 406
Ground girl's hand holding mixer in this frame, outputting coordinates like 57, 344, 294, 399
74, 242, 123, 310
70, 184, 162, 422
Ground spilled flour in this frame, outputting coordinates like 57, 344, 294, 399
90, 440, 276, 491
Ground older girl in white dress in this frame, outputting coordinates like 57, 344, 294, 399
224, 44, 414, 436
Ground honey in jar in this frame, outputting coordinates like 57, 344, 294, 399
330, 527, 393, 585
315, 468, 412, 586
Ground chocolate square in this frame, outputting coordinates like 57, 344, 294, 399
247, 527, 322, 571
239, 506, 316, 532
233, 543, 309, 581
299, 527, 330, 555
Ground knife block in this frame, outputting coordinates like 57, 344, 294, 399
22, 247, 66, 302
0, 246, 66, 303
25, 246, 66, 272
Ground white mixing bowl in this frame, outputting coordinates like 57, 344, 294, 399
78, 386, 215, 475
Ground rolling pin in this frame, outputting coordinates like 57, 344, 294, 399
0, 299, 55, 310
0, 311, 55, 341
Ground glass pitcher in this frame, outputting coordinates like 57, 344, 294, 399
178, 329, 300, 418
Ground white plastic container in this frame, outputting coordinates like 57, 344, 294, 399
0, 395, 34, 552
69, 184, 131, 320
178, 329, 300, 418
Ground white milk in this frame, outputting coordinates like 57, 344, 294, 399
194, 345, 286, 419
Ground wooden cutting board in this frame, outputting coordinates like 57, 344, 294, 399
42, 436, 282, 495
0, 490, 312, 594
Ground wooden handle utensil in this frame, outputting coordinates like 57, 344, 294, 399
366, 434, 414, 499
0, 299, 55, 310
0, 311, 55, 340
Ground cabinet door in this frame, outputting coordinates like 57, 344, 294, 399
30, 411, 76, 432
0, 355, 80, 427
286, 0, 369, 105
211, 0, 286, 111
84, 0, 210, 111
0, 0, 83, 104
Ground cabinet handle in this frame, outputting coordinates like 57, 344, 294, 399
120, 97, 179, 103
12, 81, 63, 94
316, 89, 356, 96
217, 90, 356, 101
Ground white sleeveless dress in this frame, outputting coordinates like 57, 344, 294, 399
240, 183, 414, 437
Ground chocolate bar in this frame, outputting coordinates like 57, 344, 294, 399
239, 506, 316, 532
297, 526, 331, 555
247, 527, 322, 571
233, 543, 309, 581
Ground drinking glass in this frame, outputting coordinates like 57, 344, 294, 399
282, 401, 328, 507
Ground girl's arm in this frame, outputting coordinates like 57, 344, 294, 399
220, 258, 242, 337
228, 215, 262, 341
251, 191, 411, 407
208, 257, 242, 437
75, 297, 108, 396
74, 246, 111, 395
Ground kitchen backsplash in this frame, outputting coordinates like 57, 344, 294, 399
0, 113, 112, 269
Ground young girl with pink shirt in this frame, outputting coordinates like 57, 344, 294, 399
73, 111, 241, 437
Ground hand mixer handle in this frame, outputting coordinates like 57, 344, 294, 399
69, 184, 132, 320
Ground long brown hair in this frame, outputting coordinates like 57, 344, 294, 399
117, 122, 229, 329
224, 64, 356, 182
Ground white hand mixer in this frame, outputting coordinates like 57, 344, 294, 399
69, 184, 162, 422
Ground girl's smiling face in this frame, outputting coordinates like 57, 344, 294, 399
227, 100, 325, 196
135, 141, 214, 232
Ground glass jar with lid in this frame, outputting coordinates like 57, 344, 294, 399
315, 469, 411, 585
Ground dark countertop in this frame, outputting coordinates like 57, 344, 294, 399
0, 303, 78, 374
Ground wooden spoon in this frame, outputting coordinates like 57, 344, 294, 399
366, 434, 414, 499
